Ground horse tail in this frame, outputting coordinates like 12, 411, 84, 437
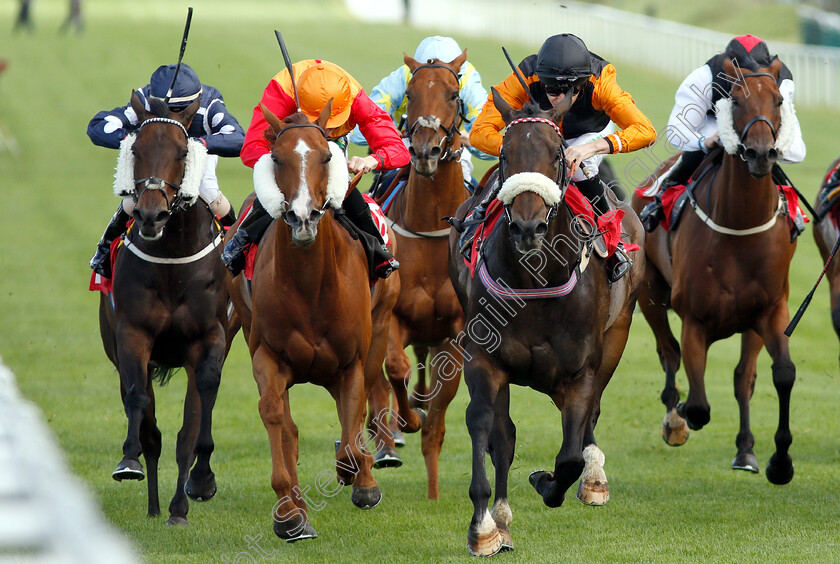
151, 366, 178, 386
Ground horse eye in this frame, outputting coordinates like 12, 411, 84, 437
271, 154, 279, 164
731, 98, 740, 107
323, 154, 332, 165
450, 92, 459, 101
777, 98, 784, 107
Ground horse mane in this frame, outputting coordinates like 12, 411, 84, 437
284, 112, 311, 125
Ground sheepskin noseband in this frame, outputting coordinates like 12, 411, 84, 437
497, 172, 563, 206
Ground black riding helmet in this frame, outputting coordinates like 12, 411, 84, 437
723, 34, 773, 68
149, 63, 202, 110
535, 34, 592, 96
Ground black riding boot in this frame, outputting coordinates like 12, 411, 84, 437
576, 176, 631, 283
218, 208, 237, 228
343, 188, 399, 280
221, 199, 272, 276
639, 150, 704, 232
90, 203, 131, 278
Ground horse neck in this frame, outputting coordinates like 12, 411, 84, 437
271, 214, 342, 296
709, 155, 779, 229
402, 158, 464, 227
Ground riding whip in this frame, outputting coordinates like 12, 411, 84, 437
164, 7, 193, 106
785, 233, 840, 336
274, 30, 300, 111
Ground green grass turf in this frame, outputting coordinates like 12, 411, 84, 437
1, 1, 840, 562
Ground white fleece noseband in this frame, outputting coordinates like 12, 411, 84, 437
714, 96, 796, 157
113, 134, 207, 206
253, 141, 349, 219
497, 172, 563, 206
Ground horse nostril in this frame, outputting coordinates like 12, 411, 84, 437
744, 148, 758, 162
768, 148, 779, 162
155, 211, 169, 223
509, 222, 522, 238
285, 210, 299, 226
408, 146, 417, 158
535, 222, 548, 237
428, 146, 442, 159
308, 209, 323, 222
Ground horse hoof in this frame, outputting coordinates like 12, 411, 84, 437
166, 516, 189, 527
185, 473, 217, 501
274, 515, 318, 542
414, 408, 428, 427
467, 527, 503, 557
112, 458, 145, 482
334, 439, 341, 454
661, 410, 689, 446
498, 528, 514, 552
677, 402, 709, 431
577, 478, 610, 506
765, 453, 794, 485
373, 446, 402, 469
528, 470, 551, 490
351, 485, 382, 509
731, 452, 759, 473
392, 430, 406, 448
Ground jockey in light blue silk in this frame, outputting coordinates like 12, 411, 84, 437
349, 35, 494, 187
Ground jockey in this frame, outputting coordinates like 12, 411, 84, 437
639, 34, 807, 232
470, 33, 656, 282
221, 59, 410, 279
87, 63, 245, 278
348, 35, 494, 190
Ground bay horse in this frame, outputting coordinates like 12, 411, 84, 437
373, 50, 468, 498
814, 157, 840, 361
449, 89, 644, 556
225, 102, 400, 541
630, 57, 797, 483
99, 92, 230, 525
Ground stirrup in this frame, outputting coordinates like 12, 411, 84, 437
639, 200, 665, 233
606, 246, 631, 283
374, 257, 400, 279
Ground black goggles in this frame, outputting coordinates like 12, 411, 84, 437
541, 77, 586, 97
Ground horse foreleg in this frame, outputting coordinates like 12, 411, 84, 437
678, 318, 711, 431
138, 379, 161, 518
464, 353, 503, 557
732, 330, 763, 473
421, 339, 462, 499
757, 304, 796, 485
367, 372, 401, 469
638, 264, 686, 445
383, 321, 424, 433
113, 328, 152, 481
335, 360, 381, 510
488, 383, 515, 552
168, 368, 201, 526
185, 332, 225, 505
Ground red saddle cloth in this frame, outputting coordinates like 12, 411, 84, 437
88, 233, 125, 295
635, 183, 810, 233
466, 185, 638, 277
242, 195, 392, 281
824, 166, 840, 229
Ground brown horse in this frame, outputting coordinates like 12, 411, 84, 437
225, 103, 400, 541
372, 51, 469, 498
631, 57, 797, 483
99, 93, 231, 525
449, 90, 644, 556
814, 157, 840, 360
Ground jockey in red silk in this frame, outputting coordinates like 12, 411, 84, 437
639, 34, 807, 232
87, 63, 246, 278
222, 59, 410, 279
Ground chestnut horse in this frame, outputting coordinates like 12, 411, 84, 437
99, 93, 231, 525
449, 90, 644, 556
630, 58, 797, 483
225, 103, 400, 541
814, 156, 840, 361
373, 51, 468, 498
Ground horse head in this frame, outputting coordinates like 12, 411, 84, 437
258, 102, 348, 246
718, 57, 786, 178
128, 91, 201, 241
492, 87, 569, 255
403, 50, 467, 177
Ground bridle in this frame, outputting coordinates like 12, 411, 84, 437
499, 116, 568, 224
132, 117, 191, 214
405, 63, 464, 163
270, 120, 332, 225
732, 72, 780, 160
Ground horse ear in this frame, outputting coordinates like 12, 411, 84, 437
766, 57, 782, 79
403, 52, 421, 73
548, 92, 574, 124
450, 49, 467, 73
260, 103, 283, 142
175, 97, 201, 127
722, 57, 737, 86
130, 90, 150, 121
491, 87, 513, 125
315, 98, 333, 131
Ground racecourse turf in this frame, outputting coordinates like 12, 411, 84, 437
1, 1, 840, 563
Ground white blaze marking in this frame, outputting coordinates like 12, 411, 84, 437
291, 138, 312, 219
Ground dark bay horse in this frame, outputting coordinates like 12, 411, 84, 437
374, 51, 468, 498
814, 156, 840, 360
630, 58, 797, 483
449, 90, 644, 556
99, 93, 231, 525
225, 103, 400, 541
